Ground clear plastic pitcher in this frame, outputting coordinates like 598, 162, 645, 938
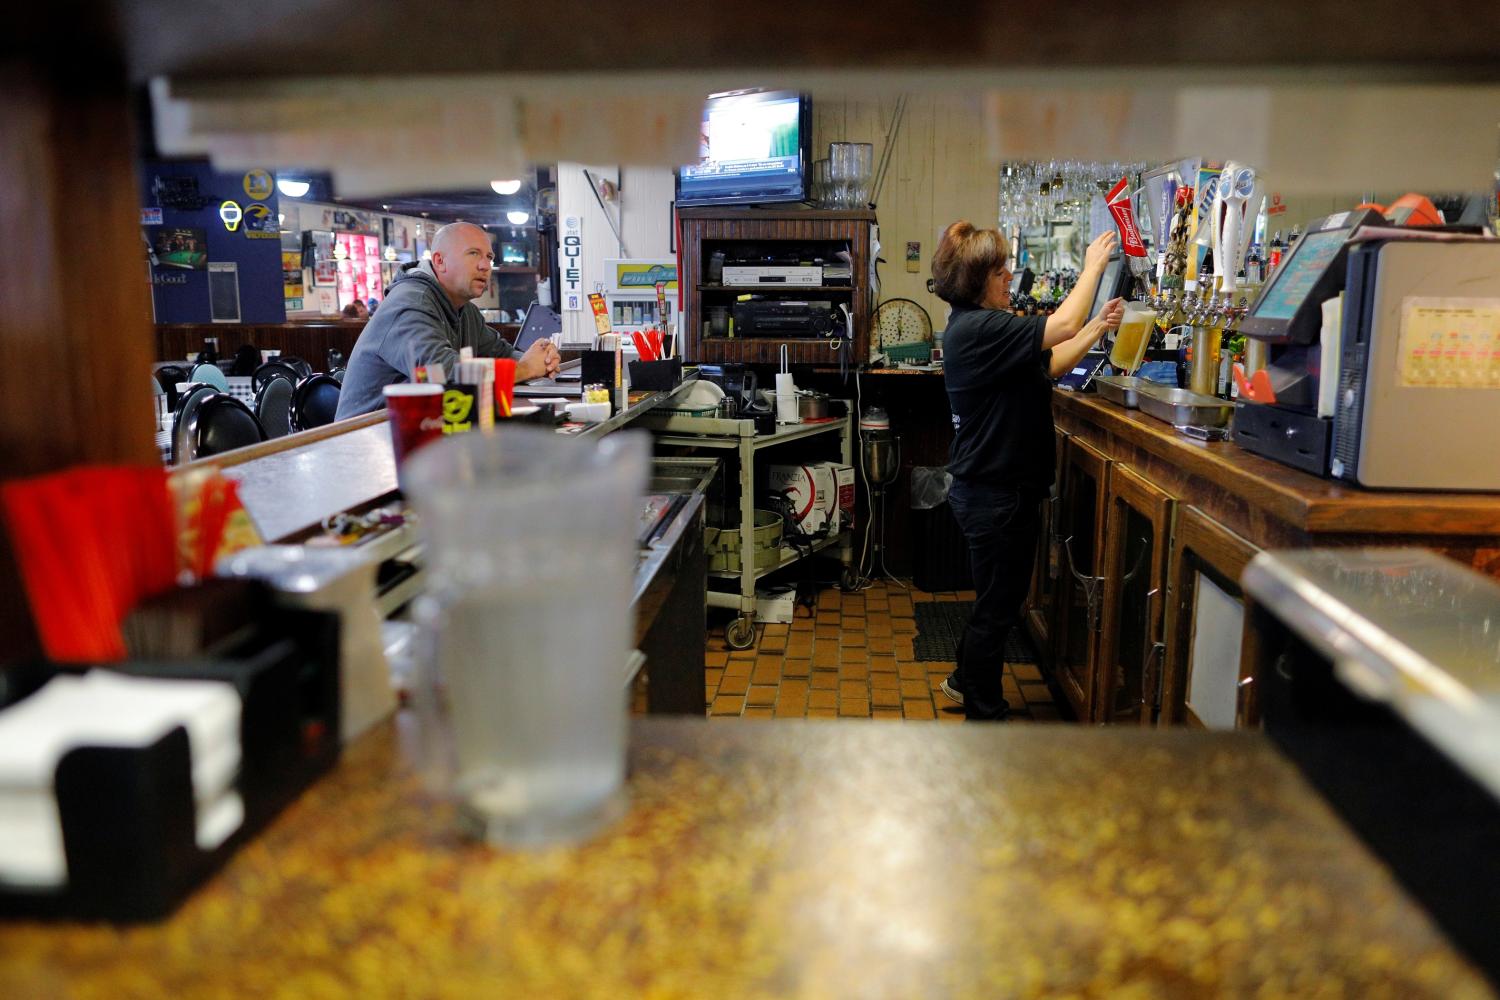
1109, 303, 1158, 374
403, 427, 650, 847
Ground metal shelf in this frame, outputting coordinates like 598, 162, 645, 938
697, 284, 854, 293
644, 407, 854, 648
640, 412, 847, 450
708, 530, 849, 583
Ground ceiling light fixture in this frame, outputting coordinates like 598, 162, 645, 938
506, 210, 530, 226
277, 178, 310, 198
490, 179, 522, 195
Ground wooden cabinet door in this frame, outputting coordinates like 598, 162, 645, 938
1095, 464, 1175, 726
1053, 436, 1110, 721
1161, 506, 1263, 729
1025, 427, 1070, 657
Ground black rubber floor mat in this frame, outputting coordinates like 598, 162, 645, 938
912, 601, 1037, 663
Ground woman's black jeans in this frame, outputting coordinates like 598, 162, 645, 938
946, 479, 1044, 720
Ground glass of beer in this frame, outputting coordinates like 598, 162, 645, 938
1109, 302, 1158, 374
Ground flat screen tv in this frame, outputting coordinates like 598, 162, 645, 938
676, 90, 810, 207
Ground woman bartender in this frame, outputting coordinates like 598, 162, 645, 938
933, 222, 1123, 720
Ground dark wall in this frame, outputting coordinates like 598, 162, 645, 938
139, 159, 285, 324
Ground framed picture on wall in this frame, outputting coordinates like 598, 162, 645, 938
152, 227, 208, 270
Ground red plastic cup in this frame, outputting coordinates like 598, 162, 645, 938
383, 383, 445, 471
494, 358, 517, 418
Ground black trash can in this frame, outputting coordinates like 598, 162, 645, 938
910, 467, 972, 592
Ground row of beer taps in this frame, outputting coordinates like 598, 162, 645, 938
1141, 160, 1265, 324
1142, 283, 1254, 334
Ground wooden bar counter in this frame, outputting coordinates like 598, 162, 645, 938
1052, 391, 1500, 552
1037, 389, 1500, 727
0, 718, 1489, 997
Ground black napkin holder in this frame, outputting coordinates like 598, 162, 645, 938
580, 350, 620, 393
0, 582, 340, 922
628, 358, 682, 392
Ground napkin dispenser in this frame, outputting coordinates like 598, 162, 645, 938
219, 545, 395, 744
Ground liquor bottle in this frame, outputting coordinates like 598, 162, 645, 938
1267, 230, 1285, 275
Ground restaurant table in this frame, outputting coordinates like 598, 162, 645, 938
0, 718, 1489, 999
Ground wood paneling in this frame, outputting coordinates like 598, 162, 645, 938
814, 94, 995, 344
111, 2, 1500, 80
155, 322, 519, 366
0, 61, 155, 661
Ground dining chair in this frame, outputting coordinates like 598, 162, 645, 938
169, 383, 220, 464
190, 362, 229, 392
186, 394, 267, 459
290, 373, 342, 431
254, 373, 295, 439
252, 359, 302, 393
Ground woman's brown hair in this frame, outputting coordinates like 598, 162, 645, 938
930, 221, 1010, 307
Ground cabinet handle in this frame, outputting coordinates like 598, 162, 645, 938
1148, 641, 1168, 718
1062, 535, 1105, 588
1119, 544, 1148, 588
1062, 535, 1109, 634
1047, 495, 1063, 543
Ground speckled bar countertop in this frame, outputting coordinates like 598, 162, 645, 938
0, 719, 1490, 999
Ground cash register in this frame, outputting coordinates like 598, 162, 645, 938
1235, 208, 1500, 490
1231, 208, 1383, 475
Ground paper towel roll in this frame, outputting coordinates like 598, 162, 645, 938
775, 372, 798, 424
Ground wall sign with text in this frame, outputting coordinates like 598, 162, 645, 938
560, 214, 583, 311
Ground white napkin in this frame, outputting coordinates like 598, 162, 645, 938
0, 671, 244, 888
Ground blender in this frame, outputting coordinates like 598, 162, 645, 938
857, 405, 904, 588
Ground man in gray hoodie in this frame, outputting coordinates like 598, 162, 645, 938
335, 222, 560, 418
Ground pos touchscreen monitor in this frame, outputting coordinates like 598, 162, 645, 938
1240, 207, 1383, 345
1089, 253, 1128, 319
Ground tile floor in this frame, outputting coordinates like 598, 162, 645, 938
697, 581, 1063, 722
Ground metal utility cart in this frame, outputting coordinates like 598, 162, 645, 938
639, 409, 855, 649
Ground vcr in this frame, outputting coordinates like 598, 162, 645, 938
731, 300, 840, 338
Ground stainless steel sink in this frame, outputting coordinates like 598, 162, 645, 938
648, 458, 719, 496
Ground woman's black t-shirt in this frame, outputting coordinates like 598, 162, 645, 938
943, 303, 1055, 490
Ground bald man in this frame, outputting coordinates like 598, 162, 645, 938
336, 222, 561, 418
